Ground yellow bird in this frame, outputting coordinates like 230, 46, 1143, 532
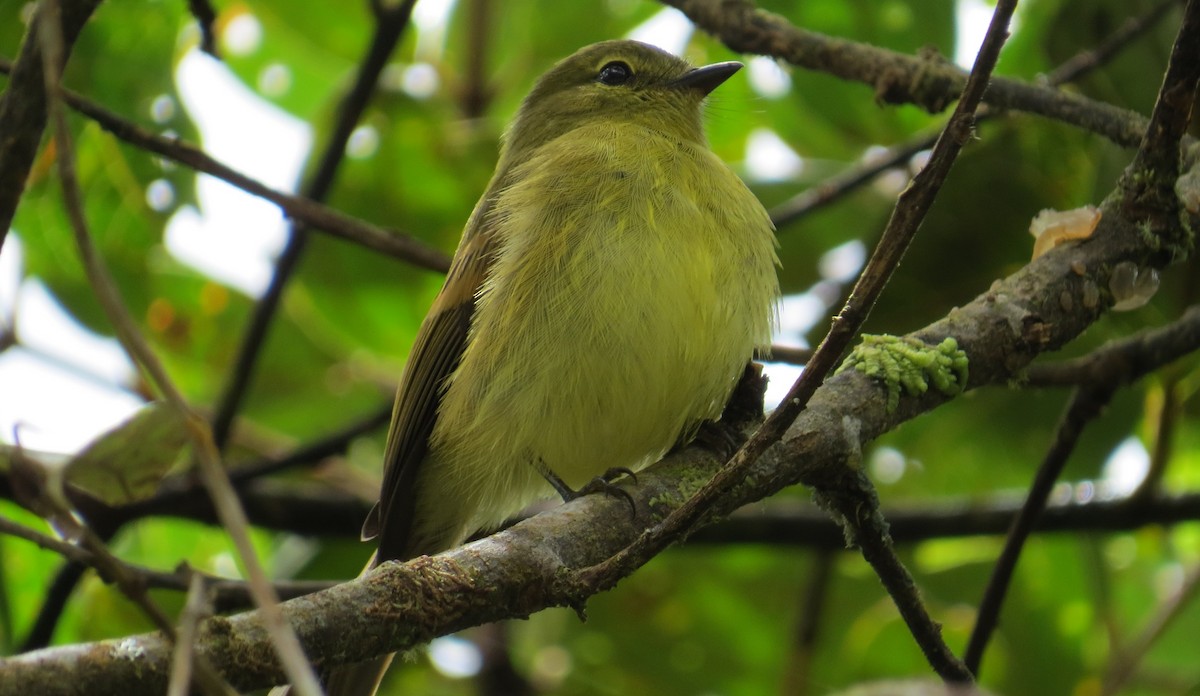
306, 39, 779, 696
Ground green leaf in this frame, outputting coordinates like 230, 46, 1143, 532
65, 404, 189, 506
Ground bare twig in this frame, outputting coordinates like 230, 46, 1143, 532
1025, 305, 1200, 387
186, 0, 219, 58
1132, 378, 1181, 501
770, 0, 1179, 232
0, 516, 88, 563
0, 0, 101, 252
663, 0, 1152, 148
2, 401, 385, 647
36, 0, 182, 646
0, 57, 450, 272
0, 514, 333, 606
36, 3, 322, 692
7, 449, 232, 695
1041, 0, 1182, 86
209, 0, 420, 451
227, 402, 393, 484
460, 0, 494, 118
167, 573, 230, 696
1102, 562, 1200, 695
779, 551, 835, 696
18, 560, 89, 650
766, 345, 813, 366
687, 492, 1200, 548
1121, 0, 1200, 250
963, 384, 1116, 677
769, 135, 935, 229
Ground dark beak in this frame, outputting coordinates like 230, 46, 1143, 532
670, 61, 743, 96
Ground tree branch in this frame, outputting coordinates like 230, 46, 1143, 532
1025, 304, 1200, 387
209, 1, 419, 451
0, 56, 451, 272
2, 183, 1195, 684
963, 385, 1116, 677
1121, 0, 1200, 257
769, 0, 1180, 232
662, 0, 1154, 148
0, 0, 102, 252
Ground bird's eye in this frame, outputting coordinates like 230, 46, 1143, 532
596, 61, 633, 86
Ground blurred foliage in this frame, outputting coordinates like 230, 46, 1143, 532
2, 0, 1200, 695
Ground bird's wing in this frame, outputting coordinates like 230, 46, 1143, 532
363, 211, 499, 563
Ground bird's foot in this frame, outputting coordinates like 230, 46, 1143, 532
693, 419, 742, 459
543, 467, 638, 515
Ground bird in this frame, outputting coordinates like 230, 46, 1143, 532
304, 38, 779, 696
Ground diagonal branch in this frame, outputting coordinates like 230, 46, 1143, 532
963, 384, 1116, 676
0, 0, 102, 252
0, 56, 451, 272
209, 1, 419, 451
36, 4, 323, 691
1121, 0, 1200, 253
769, 0, 1180, 231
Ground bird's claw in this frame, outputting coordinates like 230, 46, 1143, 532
543, 467, 638, 516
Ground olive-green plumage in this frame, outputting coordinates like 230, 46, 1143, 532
313, 39, 779, 696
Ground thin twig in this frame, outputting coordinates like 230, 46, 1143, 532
1025, 305, 1200, 387
765, 345, 813, 366
1101, 562, 1200, 695
18, 559, 88, 650
3, 402, 384, 646
779, 551, 835, 696
36, 0, 181, 644
188, 425, 326, 695
1132, 378, 1181, 501
13, 475, 1200, 557
686, 491, 1200, 547
230, 402, 393, 484
0, 56, 450, 271
79, 61, 442, 267
1122, 0, 1200, 235
663, 0, 1152, 148
0, 0, 101, 252
0, 515, 333, 606
209, 0, 419, 451
8, 446, 232, 694
36, 3, 323, 692
460, 0, 493, 118
186, 0, 219, 58
770, 135, 934, 229
1041, 0, 1182, 86
167, 573, 222, 696
962, 385, 1116, 677
770, 0, 1179, 231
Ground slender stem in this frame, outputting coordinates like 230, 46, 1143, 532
209, 1, 420, 451
963, 385, 1115, 676
0, 57, 449, 270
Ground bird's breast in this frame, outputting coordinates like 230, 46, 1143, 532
432, 123, 776, 496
